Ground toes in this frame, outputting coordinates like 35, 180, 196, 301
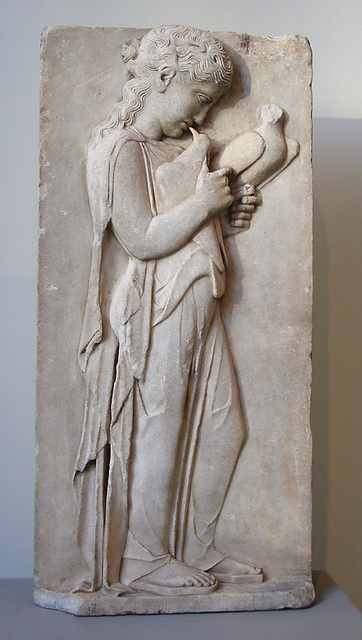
200, 571, 217, 586
237, 562, 261, 575
199, 569, 214, 579
191, 577, 203, 587
245, 564, 261, 574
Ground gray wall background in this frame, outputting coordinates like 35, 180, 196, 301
1, 0, 361, 610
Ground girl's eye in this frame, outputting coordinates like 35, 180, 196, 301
198, 94, 211, 106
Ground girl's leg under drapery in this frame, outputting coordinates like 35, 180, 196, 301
119, 279, 245, 584
182, 304, 246, 569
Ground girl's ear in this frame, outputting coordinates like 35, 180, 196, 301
155, 64, 176, 93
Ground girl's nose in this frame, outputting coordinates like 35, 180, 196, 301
193, 104, 213, 126
193, 111, 207, 125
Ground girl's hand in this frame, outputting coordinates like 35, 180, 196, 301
224, 184, 262, 235
195, 160, 234, 216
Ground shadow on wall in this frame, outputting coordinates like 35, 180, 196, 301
312, 117, 362, 611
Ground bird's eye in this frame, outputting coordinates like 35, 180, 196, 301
198, 94, 211, 105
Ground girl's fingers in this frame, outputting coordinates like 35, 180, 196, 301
230, 213, 252, 222
230, 219, 250, 228
231, 204, 255, 213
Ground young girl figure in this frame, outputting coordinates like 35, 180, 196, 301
75, 25, 262, 596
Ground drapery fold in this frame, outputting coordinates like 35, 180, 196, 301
74, 126, 232, 591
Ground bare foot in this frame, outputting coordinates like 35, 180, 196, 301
208, 557, 263, 583
211, 557, 261, 575
129, 558, 219, 595
141, 558, 217, 588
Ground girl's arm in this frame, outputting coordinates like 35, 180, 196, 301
220, 184, 262, 237
111, 141, 233, 261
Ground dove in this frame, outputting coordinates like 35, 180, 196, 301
212, 103, 300, 188
155, 127, 211, 211
155, 127, 228, 273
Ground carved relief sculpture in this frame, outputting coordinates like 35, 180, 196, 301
35, 26, 314, 614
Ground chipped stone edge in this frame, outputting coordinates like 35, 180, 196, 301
34, 579, 315, 616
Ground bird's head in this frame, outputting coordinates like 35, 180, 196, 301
261, 104, 284, 124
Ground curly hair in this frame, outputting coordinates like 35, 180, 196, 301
95, 25, 233, 139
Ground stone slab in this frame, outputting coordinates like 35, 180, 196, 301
3, 574, 362, 640
36, 26, 313, 614
34, 579, 314, 616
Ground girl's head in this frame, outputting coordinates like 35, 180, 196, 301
97, 26, 233, 137
122, 26, 233, 89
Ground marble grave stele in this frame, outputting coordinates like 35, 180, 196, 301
35, 25, 314, 615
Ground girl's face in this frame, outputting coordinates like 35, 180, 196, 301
154, 74, 225, 139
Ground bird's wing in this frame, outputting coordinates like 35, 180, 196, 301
212, 131, 265, 175
258, 137, 300, 189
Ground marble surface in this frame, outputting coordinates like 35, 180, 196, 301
36, 26, 313, 612
1, 574, 361, 639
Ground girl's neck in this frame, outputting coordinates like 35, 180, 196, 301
132, 111, 163, 141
